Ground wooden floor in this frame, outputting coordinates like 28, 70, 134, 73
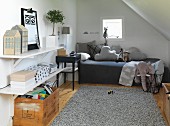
48, 81, 169, 126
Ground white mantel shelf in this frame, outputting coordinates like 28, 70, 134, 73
0, 68, 63, 95
0, 47, 63, 59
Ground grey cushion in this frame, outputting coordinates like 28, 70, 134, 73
95, 46, 118, 61
76, 40, 96, 54
129, 52, 147, 61
128, 47, 140, 53
127, 47, 147, 61
111, 45, 122, 53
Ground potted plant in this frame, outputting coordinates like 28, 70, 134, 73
46, 9, 65, 36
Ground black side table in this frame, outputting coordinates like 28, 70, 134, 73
56, 54, 81, 90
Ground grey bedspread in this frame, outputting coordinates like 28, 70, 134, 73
78, 58, 170, 84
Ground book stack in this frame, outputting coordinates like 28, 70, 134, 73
10, 70, 36, 89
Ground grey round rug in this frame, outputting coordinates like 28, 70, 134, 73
51, 86, 166, 126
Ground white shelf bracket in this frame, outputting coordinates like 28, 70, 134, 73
13, 56, 35, 68
13, 58, 23, 68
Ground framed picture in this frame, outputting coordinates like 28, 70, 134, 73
21, 8, 40, 50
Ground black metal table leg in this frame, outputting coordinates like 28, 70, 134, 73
64, 62, 66, 83
72, 62, 75, 90
56, 62, 59, 87
56, 74, 59, 87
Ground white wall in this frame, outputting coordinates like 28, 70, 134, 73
58, 0, 77, 53
122, 0, 170, 41
0, 0, 77, 86
122, 0, 170, 68
0, 0, 77, 125
76, 0, 170, 67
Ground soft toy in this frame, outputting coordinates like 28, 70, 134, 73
108, 90, 114, 94
94, 46, 118, 61
123, 51, 130, 62
134, 61, 157, 93
117, 48, 124, 62
103, 27, 108, 46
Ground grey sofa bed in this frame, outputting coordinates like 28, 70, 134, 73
76, 41, 170, 85
78, 58, 170, 85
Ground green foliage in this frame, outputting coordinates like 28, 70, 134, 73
46, 10, 65, 24
46, 10, 65, 35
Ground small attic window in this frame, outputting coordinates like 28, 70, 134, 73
102, 18, 123, 39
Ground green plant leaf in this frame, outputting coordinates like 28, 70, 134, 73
46, 9, 65, 35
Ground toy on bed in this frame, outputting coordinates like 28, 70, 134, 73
134, 61, 159, 93
117, 48, 124, 62
123, 51, 130, 62
94, 46, 118, 61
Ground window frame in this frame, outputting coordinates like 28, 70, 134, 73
100, 17, 125, 41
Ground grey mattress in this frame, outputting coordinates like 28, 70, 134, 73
78, 58, 170, 84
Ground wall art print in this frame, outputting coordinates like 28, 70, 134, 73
21, 8, 40, 50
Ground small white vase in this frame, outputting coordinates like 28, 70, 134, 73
46, 36, 58, 48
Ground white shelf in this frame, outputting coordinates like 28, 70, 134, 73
0, 47, 63, 59
0, 68, 63, 95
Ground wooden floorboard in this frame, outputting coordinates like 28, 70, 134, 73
48, 81, 169, 126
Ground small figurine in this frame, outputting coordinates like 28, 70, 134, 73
117, 48, 124, 62
103, 27, 108, 46
123, 51, 130, 62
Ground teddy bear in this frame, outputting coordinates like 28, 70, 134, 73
123, 51, 130, 62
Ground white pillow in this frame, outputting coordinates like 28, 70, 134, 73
77, 52, 90, 60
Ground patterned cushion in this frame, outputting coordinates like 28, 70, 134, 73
87, 44, 103, 60
26, 65, 50, 83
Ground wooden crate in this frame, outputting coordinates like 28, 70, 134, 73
162, 83, 170, 126
13, 88, 59, 126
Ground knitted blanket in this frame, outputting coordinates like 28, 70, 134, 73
119, 61, 139, 86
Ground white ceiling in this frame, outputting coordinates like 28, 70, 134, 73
122, 0, 170, 41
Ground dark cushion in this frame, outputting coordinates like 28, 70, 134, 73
76, 40, 96, 54
87, 44, 103, 60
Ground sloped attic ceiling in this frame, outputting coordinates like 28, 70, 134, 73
122, 0, 170, 41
